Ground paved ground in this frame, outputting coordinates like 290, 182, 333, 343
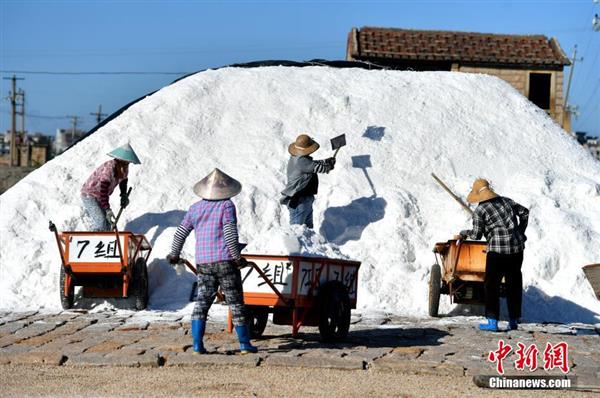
0, 309, 599, 397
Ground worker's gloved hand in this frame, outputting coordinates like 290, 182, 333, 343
120, 193, 129, 208
458, 230, 470, 240
119, 179, 130, 208
105, 209, 116, 228
166, 254, 180, 265
234, 257, 248, 269
326, 157, 336, 167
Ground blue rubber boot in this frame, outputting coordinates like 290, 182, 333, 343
479, 318, 498, 332
191, 319, 207, 354
234, 325, 258, 354
508, 318, 519, 331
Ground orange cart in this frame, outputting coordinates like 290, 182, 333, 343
49, 221, 152, 310
429, 239, 497, 317
222, 254, 361, 341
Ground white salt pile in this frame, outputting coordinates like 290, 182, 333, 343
1, 66, 599, 323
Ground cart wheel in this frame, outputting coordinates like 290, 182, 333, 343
318, 281, 351, 342
132, 258, 148, 310
247, 306, 269, 338
59, 266, 74, 310
429, 263, 441, 317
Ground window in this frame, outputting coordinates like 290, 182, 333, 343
528, 73, 552, 110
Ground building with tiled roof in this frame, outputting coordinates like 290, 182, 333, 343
346, 27, 571, 128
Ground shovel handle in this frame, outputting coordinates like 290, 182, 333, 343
333, 148, 340, 158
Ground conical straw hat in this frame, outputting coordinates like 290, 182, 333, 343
107, 143, 141, 164
466, 178, 498, 204
193, 168, 242, 200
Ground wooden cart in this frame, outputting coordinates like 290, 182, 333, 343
583, 263, 600, 300
428, 239, 497, 317
49, 221, 152, 310
224, 254, 361, 341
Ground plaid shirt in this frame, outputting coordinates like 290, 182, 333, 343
463, 196, 529, 254
179, 199, 237, 264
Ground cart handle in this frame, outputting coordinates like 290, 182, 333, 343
179, 258, 226, 303
179, 258, 290, 306
180, 258, 199, 275
248, 261, 290, 306
49, 221, 68, 269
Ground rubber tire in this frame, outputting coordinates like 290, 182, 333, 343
429, 263, 441, 317
59, 266, 74, 310
132, 258, 149, 310
247, 306, 269, 338
318, 281, 351, 342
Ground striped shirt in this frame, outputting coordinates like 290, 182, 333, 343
81, 159, 127, 209
463, 196, 529, 254
170, 199, 240, 264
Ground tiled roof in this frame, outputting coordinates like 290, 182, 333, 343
348, 27, 570, 67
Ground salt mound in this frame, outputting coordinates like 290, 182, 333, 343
1, 66, 599, 323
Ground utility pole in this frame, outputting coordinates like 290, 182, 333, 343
15, 90, 27, 166
3, 75, 25, 167
66, 115, 82, 141
563, 45, 583, 132
564, 45, 580, 110
16, 89, 25, 136
90, 105, 107, 125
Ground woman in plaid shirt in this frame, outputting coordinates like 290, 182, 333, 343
459, 179, 529, 332
168, 168, 257, 354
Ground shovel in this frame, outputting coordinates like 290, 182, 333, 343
330, 134, 346, 158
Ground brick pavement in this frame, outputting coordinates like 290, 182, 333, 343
0, 309, 598, 390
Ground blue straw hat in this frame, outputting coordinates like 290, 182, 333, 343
107, 143, 141, 164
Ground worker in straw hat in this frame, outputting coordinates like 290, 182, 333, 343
167, 168, 258, 355
458, 178, 529, 332
81, 143, 141, 231
280, 134, 336, 229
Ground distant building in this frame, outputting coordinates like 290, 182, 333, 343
0, 132, 8, 155
54, 128, 86, 154
578, 132, 600, 161
346, 27, 571, 129
19, 133, 53, 167
587, 138, 600, 160
0, 131, 53, 167
0, 132, 10, 166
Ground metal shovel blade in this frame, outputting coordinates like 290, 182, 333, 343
330, 134, 346, 151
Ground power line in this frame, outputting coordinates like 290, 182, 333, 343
577, 98, 599, 126
1, 43, 342, 58
579, 79, 600, 110
0, 109, 68, 119
0, 70, 188, 76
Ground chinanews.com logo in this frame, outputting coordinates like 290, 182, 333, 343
474, 339, 577, 390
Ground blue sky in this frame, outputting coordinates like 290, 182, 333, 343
0, 0, 598, 138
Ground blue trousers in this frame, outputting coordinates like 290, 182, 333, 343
81, 195, 110, 231
288, 195, 315, 229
